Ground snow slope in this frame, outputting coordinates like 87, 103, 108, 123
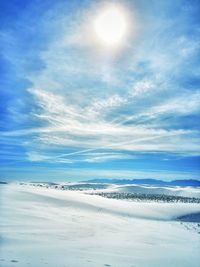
0, 184, 200, 267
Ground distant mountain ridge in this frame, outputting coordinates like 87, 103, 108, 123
0, 181, 7, 184
83, 178, 200, 187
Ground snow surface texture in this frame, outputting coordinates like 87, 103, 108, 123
0, 184, 200, 267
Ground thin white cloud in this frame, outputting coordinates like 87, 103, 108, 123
3, 2, 199, 165
2, 85, 200, 162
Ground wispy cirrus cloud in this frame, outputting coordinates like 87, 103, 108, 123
1, 0, 200, 180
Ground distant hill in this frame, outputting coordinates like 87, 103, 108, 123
0, 181, 8, 184
82, 178, 200, 187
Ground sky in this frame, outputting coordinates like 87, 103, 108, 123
0, 0, 200, 182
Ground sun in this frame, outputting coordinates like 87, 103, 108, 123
94, 6, 128, 47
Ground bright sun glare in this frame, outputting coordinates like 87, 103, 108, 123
94, 6, 128, 47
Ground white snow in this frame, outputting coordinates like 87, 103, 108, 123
0, 183, 200, 267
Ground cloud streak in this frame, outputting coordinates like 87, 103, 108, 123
1, 0, 200, 180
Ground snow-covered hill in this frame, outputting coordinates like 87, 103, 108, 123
106, 184, 200, 198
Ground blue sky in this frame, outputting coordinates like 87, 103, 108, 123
0, 0, 200, 181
